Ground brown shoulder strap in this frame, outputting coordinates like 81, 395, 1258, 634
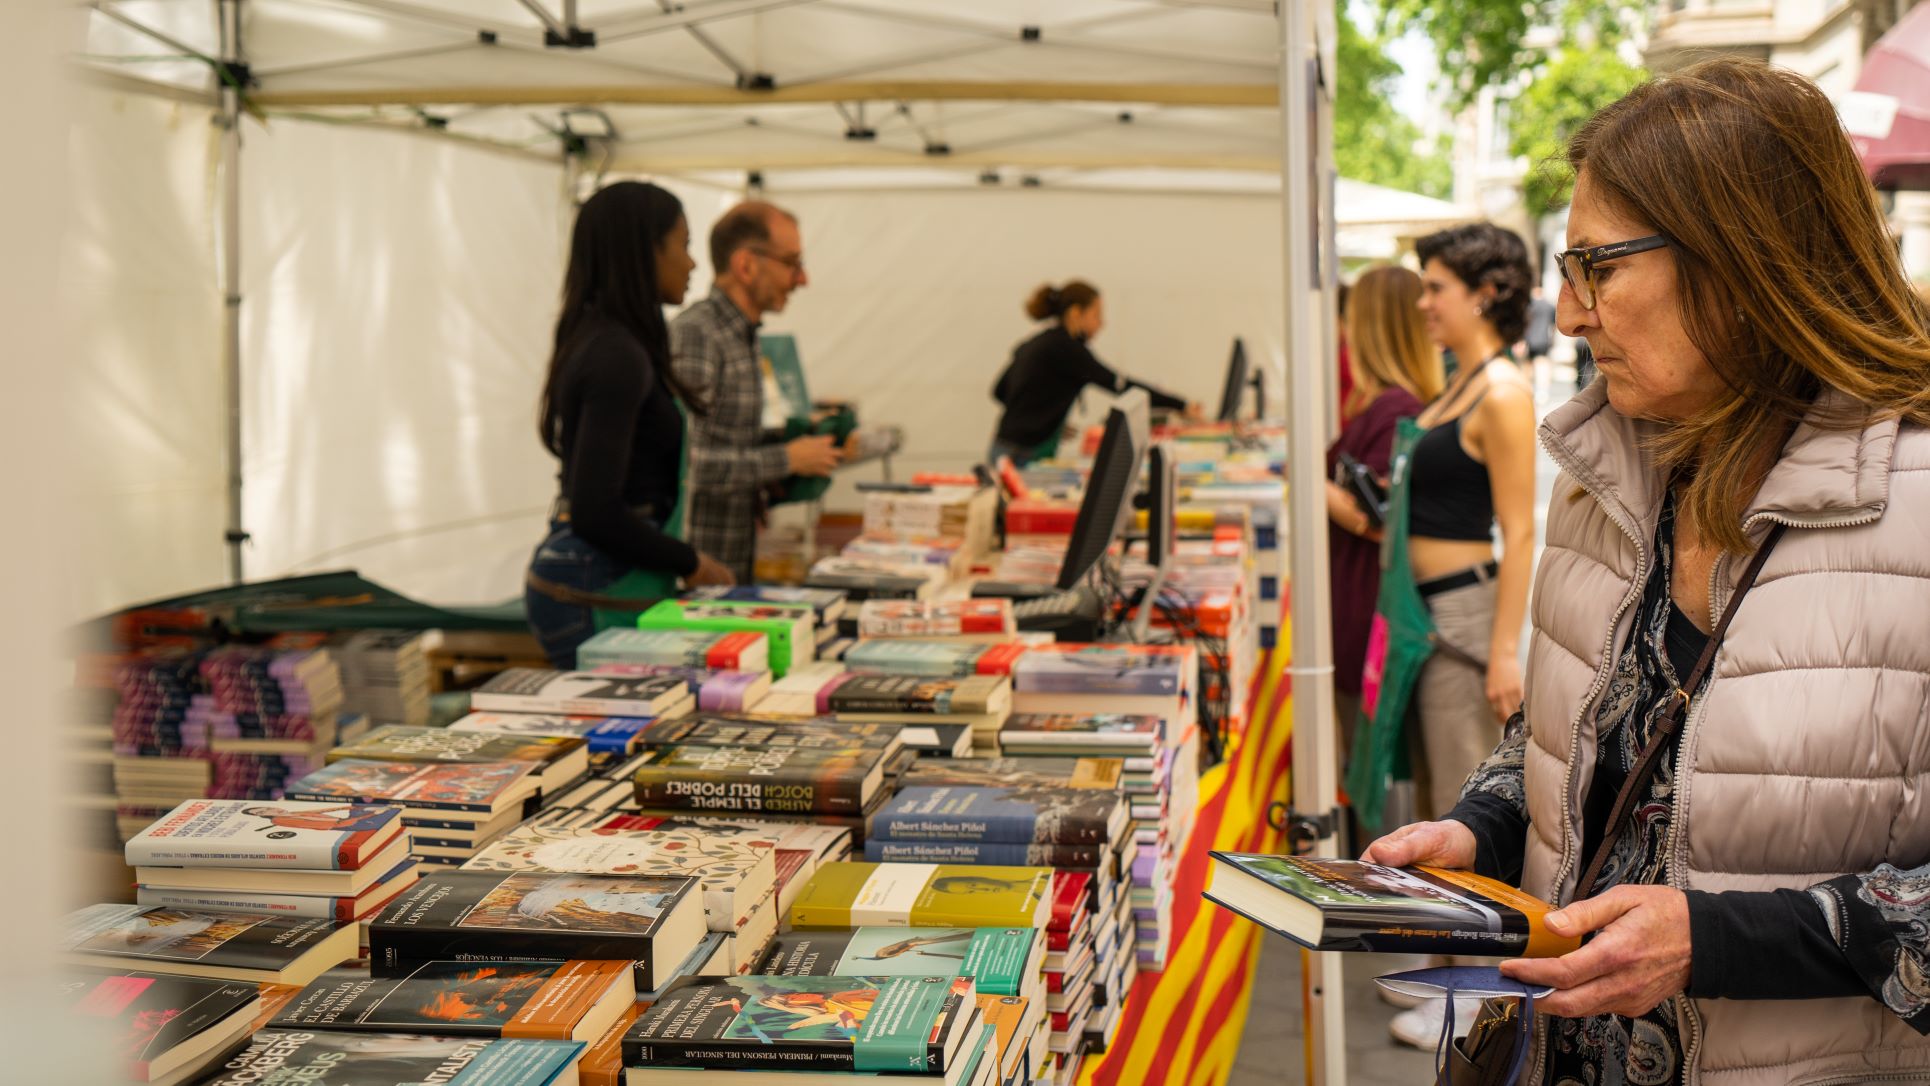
1573, 522, 1787, 900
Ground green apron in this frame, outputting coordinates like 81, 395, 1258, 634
1345, 417, 1437, 832
589, 401, 693, 632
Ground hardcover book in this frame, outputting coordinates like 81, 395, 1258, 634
869, 786, 1128, 846
285, 759, 539, 817
622, 974, 978, 1074
636, 601, 817, 678
65, 970, 260, 1086
125, 799, 404, 870
368, 870, 707, 990
1203, 853, 1581, 958
269, 959, 635, 1042
576, 628, 769, 674
201, 1030, 584, 1086
829, 675, 1010, 719
630, 744, 887, 816
788, 863, 1052, 930
470, 670, 690, 718
755, 926, 1043, 999
61, 905, 359, 986
461, 821, 777, 934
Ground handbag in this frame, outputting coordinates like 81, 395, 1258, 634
1438, 522, 1788, 1086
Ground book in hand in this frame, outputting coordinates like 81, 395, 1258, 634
65, 970, 261, 1086
830, 675, 1012, 721
789, 862, 1053, 930
368, 870, 707, 991
756, 926, 1044, 1000
201, 1030, 585, 1086
449, 711, 653, 758
870, 786, 1129, 847
137, 859, 419, 922
61, 904, 359, 986
623, 973, 979, 1075
270, 958, 635, 1042
471, 669, 691, 718
630, 743, 888, 816
577, 628, 771, 674
1203, 854, 1582, 957
329, 725, 590, 795
461, 821, 777, 934
125, 798, 405, 870
285, 759, 540, 819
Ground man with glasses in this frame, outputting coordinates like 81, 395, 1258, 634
671, 201, 842, 582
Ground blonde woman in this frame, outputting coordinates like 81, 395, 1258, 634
1324, 265, 1444, 736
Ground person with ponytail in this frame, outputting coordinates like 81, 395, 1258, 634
987, 281, 1199, 466
525, 181, 734, 668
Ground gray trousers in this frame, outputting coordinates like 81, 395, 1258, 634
1410, 573, 1502, 819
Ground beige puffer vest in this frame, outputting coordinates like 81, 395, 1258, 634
1521, 383, 1930, 1086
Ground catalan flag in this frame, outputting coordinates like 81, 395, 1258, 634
1078, 629, 1296, 1086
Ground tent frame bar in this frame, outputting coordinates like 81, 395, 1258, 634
251, 80, 1278, 108
217, 0, 246, 583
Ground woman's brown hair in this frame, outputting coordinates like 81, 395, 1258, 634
1025, 280, 1099, 322
1345, 265, 1444, 416
1569, 57, 1930, 552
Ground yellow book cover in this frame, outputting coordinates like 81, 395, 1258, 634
789, 863, 1051, 930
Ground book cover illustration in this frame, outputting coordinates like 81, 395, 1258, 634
577, 628, 768, 672
631, 744, 882, 814
639, 714, 900, 754
843, 640, 994, 678
998, 714, 1162, 748
64, 905, 338, 969
683, 584, 845, 620
473, 670, 685, 711
65, 971, 258, 1079
589, 667, 769, 714
790, 863, 1051, 930
902, 757, 1124, 792
448, 713, 649, 756
757, 927, 1035, 997
863, 839, 1106, 869
462, 874, 681, 934
202, 1030, 584, 1086
461, 823, 771, 932
857, 599, 1014, 638
1011, 645, 1188, 695
288, 759, 537, 812
125, 799, 401, 870
830, 675, 1004, 716
623, 974, 972, 1072
269, 959, 626, 1038
329, 726, 585, 766
871, 785, 1123, 846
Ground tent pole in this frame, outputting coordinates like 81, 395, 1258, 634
1276, 2, 1345, 1083
218, 0, 246, 584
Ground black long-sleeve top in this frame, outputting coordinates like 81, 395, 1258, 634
991, 325, 1187, 448
550, 316, 699, 577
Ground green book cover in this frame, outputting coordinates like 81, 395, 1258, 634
637, 600, 814, 678
756, 926, 1038, 998
789, 863, 1051, 931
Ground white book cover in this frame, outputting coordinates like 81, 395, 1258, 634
124, 799, 403, 870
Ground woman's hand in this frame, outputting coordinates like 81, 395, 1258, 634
1486, 653, 1524, 722
1360, 819, 1478, 870
685, 552, 736, 587
1500, 885, 1691, 1018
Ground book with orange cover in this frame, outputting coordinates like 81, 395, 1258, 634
268, 959, 634, 1042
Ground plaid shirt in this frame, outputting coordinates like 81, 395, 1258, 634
669, 290, 791, 580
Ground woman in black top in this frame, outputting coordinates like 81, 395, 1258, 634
524, 182, 734, 668
988, 281, 1198, 466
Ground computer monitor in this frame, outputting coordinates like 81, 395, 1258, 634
1216, 337, 1249, 422
1129, 440, 1178, 641
1054, 390, 1152, 591
1249, 365, 1265, 421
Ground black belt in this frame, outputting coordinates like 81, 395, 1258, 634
1417, 559, 1498, 600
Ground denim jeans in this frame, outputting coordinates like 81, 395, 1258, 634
524, 521, 630, 669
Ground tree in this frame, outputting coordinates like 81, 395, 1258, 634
1370, 0, 1637, 111
1509, 45, 1647, 217
1334, 12, 1453, 199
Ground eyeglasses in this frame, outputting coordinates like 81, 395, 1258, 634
749, 245, 806, 276
1556, 234, 1671, 310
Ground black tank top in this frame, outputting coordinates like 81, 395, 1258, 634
1408, 388, 1495, 542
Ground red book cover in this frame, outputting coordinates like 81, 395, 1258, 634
1004, 500, 1077, 536
974, 643, 1028, 676
706, 632, 766, 671
1049, 871, 1091, 932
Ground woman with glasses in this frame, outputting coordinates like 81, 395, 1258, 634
987, 281, 1201, 467
1367, 58, 1930, 1085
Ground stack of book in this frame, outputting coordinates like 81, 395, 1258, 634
60, 902, 362, 988
108, 654, 218, 842
126, 798, 420, 928
576, 627, 771, 674
804, 554, 946, 602
263, 958, 635, 1046
202, 1029, 586, 1086
636, 601, 817, 678
829, 674, 1013, 757
627, 740, 893, 841
329, 629, 433, 726
681, 584, 848, 634
1039, 871, 1095, 1063
1010, 644, 1200, 972
327, 725, 592, 802
470, 669, 695, 721
448, 710, 657, 769
861, 483, 999, 560
623, 974, 995, 1086
64, 685, 121, 849
283, 758, 543, 866
855, 599, 1016, 644
788, 862, 1053, 931
862, 759, 1130, 877
589, 664, 772, 713
841, 534, 970, 579
754, 925, 1046, 1010
65, 970, 264, 1086
843, 639, 1028, 679
578, 809, 852, 923
460, 815, 778, 975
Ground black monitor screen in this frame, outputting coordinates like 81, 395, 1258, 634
1056, 408, 1145, 591
1147, 442, 1175, 563
1216, 338, 1249, 422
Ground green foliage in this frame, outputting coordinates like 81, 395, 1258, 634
1509, 45, 1647, 216
1333, 12, 1453, 199
1370, 0, 1636, 110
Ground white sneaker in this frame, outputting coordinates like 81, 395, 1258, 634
1389, 997, 1484, 1050
1378, 983, 1427, 1010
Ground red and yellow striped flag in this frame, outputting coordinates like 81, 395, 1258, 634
1079, 628, 1296, 1086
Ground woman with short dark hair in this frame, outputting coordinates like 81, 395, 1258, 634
1367, 58, 1930, 1084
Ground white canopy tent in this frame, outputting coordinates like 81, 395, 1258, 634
67, 6, 1422, 1076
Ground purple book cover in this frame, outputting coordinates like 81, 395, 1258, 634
698, 671, 761, 713
1013, 648, 1184, 696
816, 671, 857, 715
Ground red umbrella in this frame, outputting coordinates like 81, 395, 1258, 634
1849, 1, 1930, 190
